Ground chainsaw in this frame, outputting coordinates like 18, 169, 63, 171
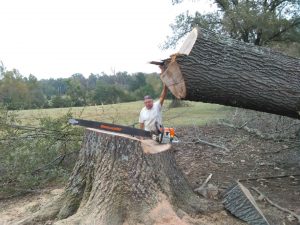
68, 118, 179, 144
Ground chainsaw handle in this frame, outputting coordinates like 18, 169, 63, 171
171, 136, 180, 143
155, 122, 164, 143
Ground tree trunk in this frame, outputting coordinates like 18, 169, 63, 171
160, 27, 300, 119
17, 128, 220, 225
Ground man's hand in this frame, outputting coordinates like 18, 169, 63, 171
140, 123, 144, 130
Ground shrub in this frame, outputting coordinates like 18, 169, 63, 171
0, 108, 82, 198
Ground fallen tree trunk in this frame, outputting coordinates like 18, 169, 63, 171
160, 27, 300, 119
17, 128, 220, 225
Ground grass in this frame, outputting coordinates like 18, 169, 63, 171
15, 100, 233, 128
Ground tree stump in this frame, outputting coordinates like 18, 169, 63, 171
17, 128, 220, 225
160, 27, 300, 119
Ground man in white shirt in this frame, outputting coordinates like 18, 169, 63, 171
139, 84, 168, 131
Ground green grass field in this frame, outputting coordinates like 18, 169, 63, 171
15, 100, 232, 127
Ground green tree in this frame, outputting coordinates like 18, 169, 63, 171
0, 61, 5, 75
39, 78, 69, 99
66, 74, 87, 106
87, 73, 98, 90
51, 95, 72, 108
0, 71, 46, 109
25, 74, 46, 108
92, 81, 133, 105
134, 84, 157, 100
166, 0, 300, 55
129, 73, 147, 91
0, 70, 30, 109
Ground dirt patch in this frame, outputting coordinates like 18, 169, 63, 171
0, 188, 63, 225
0, 124, 299, 225
173, 124, 300, 225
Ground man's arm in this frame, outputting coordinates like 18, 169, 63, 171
159, 84, 168, 106
159, 64, 168, 106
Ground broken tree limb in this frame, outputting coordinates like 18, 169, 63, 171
189, 124, 230, 152
194, 138, 230, 152
239, 174, 300, 182
219, 121, 282, 140
251, 187, 300, 223
194, 173, 213, 193
160, 27, 300, 119
184, 138, 229, 152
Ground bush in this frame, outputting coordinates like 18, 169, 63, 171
0, 108, 82, 198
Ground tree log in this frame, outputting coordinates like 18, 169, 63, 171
160, 27, 300, 119
223, 182, 270, 225
17, 128, 220, 225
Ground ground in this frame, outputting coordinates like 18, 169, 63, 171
174, 124, 300, 225
0, 124, 299, 225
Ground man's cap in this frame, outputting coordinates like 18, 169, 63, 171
144, 95, 152, 100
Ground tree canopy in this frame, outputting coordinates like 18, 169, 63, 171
166, 0, 300, 56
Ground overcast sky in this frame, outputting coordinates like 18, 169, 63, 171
0, 0, 215, 79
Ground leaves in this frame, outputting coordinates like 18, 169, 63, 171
0, 69, 164, 109
0, 108, 82, 198
165, 0, 300, 55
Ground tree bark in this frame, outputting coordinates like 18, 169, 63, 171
160, 27, 300, 119
17, 128, 220, 225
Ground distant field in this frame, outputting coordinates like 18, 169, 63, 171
15, 100, 233, 127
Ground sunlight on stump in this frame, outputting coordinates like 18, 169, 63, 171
160, 27, 300, 119
17, 128, 220, 225
223, 182, 270, 225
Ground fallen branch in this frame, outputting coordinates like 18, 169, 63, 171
194, 138, 230, 152
31, 150, 78, 175
194, 174, 219, 199
190, 124, 230, 152
239, 174, 300, 182
194, 173, 212, 193
251, 187, 300, 223
238, 117, 257, 129
219, 121, 283, 140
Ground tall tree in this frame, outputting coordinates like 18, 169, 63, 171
66, 74, 87, 106
0, 70, 30, 109
26, 74, 46, 108
166, 0, 300, 55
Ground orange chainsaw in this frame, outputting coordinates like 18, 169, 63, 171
69, 119, 179, 144
153, 122, 179, 144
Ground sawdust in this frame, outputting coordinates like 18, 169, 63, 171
148, 194, 187, 225
0, 188, 63, 225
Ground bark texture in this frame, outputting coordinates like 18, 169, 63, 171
223, 182, 270, 225
161, 27, 300, 119
17, 128, 219, 225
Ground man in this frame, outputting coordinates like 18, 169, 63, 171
139, 84, 168, 131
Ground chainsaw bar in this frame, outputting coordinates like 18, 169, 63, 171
69, 118, 152, 138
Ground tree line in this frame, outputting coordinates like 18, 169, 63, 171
0, 68, 163, 110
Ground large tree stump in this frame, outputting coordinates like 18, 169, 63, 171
160, 27, 300, 119
17, 128, 220, 225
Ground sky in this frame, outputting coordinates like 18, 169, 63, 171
0, 0, 216, 79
